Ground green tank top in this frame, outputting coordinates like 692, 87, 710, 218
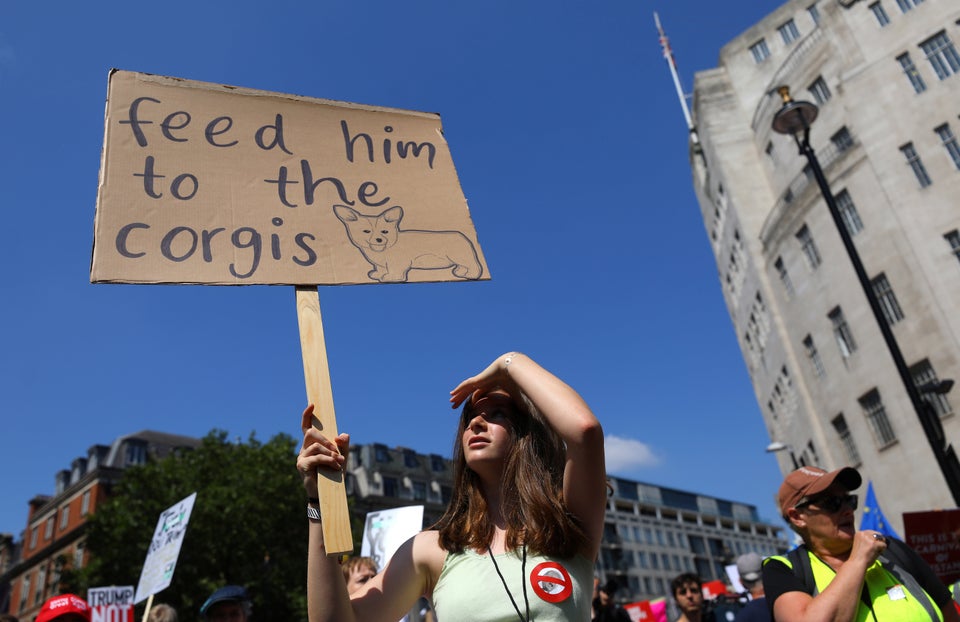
432, 548, 594, 621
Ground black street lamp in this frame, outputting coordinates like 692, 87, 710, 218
771, 86, 960, 506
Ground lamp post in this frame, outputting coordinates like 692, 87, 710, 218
771, 86, 960, 506
766, 441, 800, 469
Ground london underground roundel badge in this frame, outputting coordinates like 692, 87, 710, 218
529, 561, 573, 603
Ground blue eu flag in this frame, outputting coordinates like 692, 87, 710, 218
860, 480, 901, 539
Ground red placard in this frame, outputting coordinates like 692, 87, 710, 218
903, 509, 960, 585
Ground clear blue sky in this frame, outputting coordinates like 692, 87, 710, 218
0, 1, 783, 538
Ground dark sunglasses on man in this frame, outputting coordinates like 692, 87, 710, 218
795, 493, 858, 513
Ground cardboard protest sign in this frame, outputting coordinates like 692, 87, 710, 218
134, 492, 196, 604
903, 508, 960, 584
361, 505, 424, 570
91, 70, 488, 285
88, 586, 134, 622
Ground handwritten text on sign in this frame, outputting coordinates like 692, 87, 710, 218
91, 71, 487, 285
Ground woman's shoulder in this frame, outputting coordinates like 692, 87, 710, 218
411, 530, 446, 574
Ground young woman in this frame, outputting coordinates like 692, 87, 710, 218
297, 351, 607, 622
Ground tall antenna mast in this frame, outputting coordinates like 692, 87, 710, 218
654, 12, 699, 145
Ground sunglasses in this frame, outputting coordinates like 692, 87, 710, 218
796, 493, 858, 513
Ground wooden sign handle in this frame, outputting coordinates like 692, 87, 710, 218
296, 286, 353, 556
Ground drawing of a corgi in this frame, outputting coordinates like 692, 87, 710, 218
333, 205, 483, 282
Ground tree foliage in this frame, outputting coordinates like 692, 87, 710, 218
77, 430, 322, 621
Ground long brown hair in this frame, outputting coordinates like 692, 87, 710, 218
433, 391, 587, 558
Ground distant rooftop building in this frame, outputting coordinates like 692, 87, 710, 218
0, 430, 201, 620
688, 0, 960, 531
597, 475, 788, 602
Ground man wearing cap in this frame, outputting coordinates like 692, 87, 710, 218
200, 585, 253, 622
762, 466, 960, 622
35, 594, 91, 622
733, 552, 769, 622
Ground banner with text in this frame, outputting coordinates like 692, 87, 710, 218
91, 70, 488, 285
134, 492, 197, 603
904, 509, 960, 585
88, 586, 134, 622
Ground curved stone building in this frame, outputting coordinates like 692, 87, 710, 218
691, 0, 960, 531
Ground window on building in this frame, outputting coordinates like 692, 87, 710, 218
945, 230, 960, 264
44, 516, 54, 540
382, 476, 398, 497
774, 256, 795, 296
35, 565, 46, 606
779, 19, 801, 45
897, 53, 928, 93
429, 454, 445, 472
74, 541, 85, 568
911, 359, 954, 417
895, 0, 923, 12
412, 480, 427, 501
935, 124, 960, 170
750, 38, 770, 63
803, 335, 826, 378
832, 414, 862, 465
19, 573, 30, 612
796, 225, 822, 269
124, 441, 146, 466
920, 31, 960, 80
859, 389, 897, 446
828, 306, 857, 358
808, 3, 821, 25
808, 76, 832, 105
402, 450, 420, 468
835, 190, 864, 236
831, 127, 854, 152
869, 2, 891, 26
871, 273, 905, 326
900, 142, 932, 187
374, 444, 391, 463
59, 506, 70, 531
81, 490, 91, 516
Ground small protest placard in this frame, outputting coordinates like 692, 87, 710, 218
91, 70, 488, 286
134, 492, 197, 603
361, 505, 424, 570
903, 508, 960, 585
88, 586, 135, 622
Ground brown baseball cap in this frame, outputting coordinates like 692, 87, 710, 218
778, 466, 861, 516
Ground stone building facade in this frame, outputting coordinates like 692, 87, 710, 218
690, 0, 960, 532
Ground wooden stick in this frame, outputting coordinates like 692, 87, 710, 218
296, 286, 353, 556
140, 593, 154, 622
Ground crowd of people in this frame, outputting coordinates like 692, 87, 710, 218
12, 354, 960, 622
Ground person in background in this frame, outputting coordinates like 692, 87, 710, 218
200, 585, 253, 622
762, 465, 960, 622
733, 552, 769, 622
146, 603, 178, 622
592, 578, 631, 622
35, 594, 91, 622
671, 573, 704, 622
341, 556, 378, 595
298, 351, 607, 622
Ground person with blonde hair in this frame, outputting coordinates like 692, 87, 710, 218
146, 603, 178, 622
341, 556, 378, 594
297, 351, 607, 622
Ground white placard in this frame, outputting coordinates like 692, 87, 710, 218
134, 492, 197, 603
361, 505, 423, 570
